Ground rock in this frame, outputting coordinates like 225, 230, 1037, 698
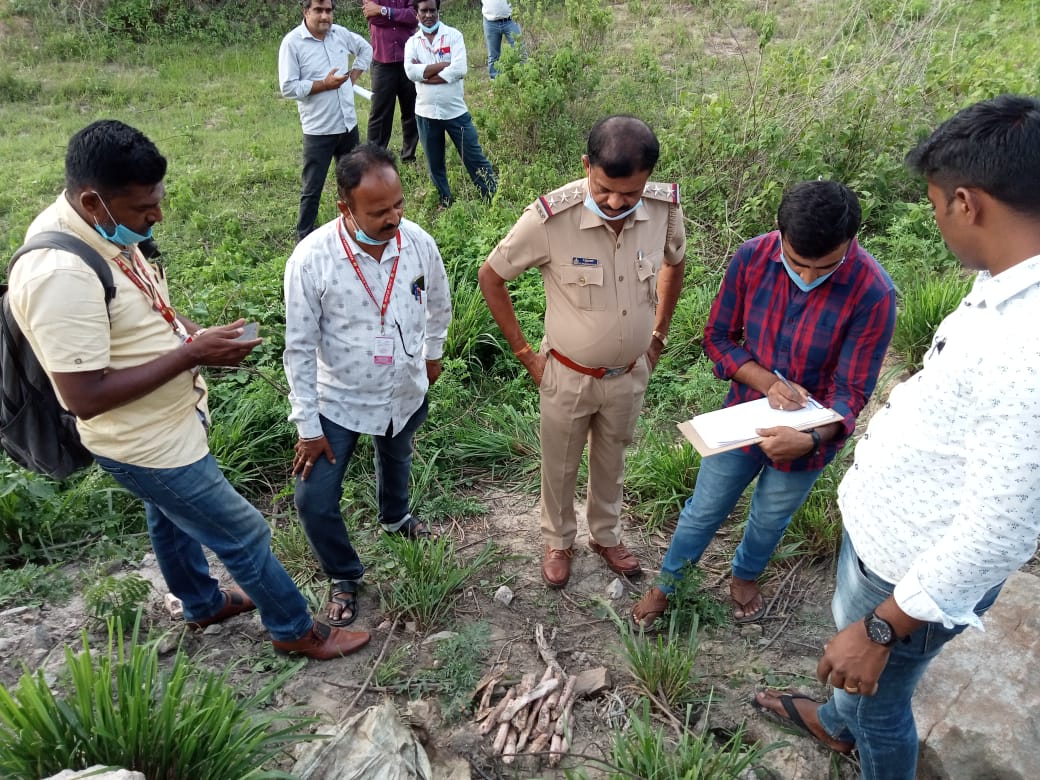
0, 637, 18, 654
44, 768, 145, 780
573, 667, 611, 698
18, 608, 41, 623
405, 621, 418, 634
163, 593, 183, 619
605, 579, 624, 599
155, 632, 180, 655
421, 631, 458, 646
201, 623, 224, 636
494, 585, 514, 606
0, 606, 33, 620
914, 570, 1040, 780
32, 624, 51, 649
293, 700, 433, 779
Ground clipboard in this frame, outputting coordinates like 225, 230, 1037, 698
677, 397, 842, 457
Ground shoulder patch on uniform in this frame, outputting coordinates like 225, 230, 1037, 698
642, 181, 680, 204
534, 183, 586, 222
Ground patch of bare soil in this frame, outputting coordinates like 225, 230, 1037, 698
0, 486, 864, 779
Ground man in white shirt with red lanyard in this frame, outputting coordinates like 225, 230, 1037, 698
284, 143, 451, 629
404, 0, 496, 208
8, 120, 370, 660
755, 94, 1040, 779
279, 0, 373, 241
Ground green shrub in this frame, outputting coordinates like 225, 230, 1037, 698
0, 622, 316, 780
892, 274, 972, 371
83, 572, 152, 627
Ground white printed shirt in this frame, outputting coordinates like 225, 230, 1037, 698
278, 23, 373, 135
403, 24, 469, 120
839, 254, 1040, 629
283, 216, 451, 439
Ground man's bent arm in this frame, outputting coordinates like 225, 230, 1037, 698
52, 322, 258, 420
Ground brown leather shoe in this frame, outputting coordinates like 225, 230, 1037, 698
589, 540, 642, 577
541, 546, 574, 588
272, 622, 371, 660
186, 586, 256, 629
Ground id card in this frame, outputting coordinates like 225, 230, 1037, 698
374, 335, 395, 365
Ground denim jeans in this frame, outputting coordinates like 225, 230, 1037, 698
298, 127, 359, 240
482, 17, 522, 78
94, 453, 312, 642
659, 448, 821, 590
367, 61, 418, 160
293, 399, 428, 581
816, 531, 1002, 779
415, 113, 496, 204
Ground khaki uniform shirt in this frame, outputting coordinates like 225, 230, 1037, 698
487, 178, 685, 367
8, 194, 210, 468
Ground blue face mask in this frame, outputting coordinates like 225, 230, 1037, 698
91, 191, 153, 246
583, 193, 642, 222
419, 20, 440, 33
346, 209, 392, 246
780, 250, 842, 292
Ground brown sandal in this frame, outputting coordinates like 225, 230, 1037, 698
631, 586, 668, 630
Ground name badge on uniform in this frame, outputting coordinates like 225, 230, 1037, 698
374, 335, 395, 366
572, 257, 599, 266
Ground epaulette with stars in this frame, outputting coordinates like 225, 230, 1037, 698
533, 180, 680, 223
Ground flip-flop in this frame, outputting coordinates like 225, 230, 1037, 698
731, 579, 766, 623
630, 586, 668, 630
751, 690, 855, 754
326, 580, 360, 627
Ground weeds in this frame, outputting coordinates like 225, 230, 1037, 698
0, 620, 316, 780
83, 572, 152, 627
0, 564, 70, 610
615, 607, 699, 707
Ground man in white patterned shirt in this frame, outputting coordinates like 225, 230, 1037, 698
755, 94, 1040, 779
284, 143, 451, 628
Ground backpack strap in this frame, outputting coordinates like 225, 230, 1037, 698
9, 231, 117, 311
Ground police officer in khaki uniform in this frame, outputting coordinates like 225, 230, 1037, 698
478, 115, 686, 587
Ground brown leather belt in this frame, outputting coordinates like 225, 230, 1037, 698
549, 349, 637, 379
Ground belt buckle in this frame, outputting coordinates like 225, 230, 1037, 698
601, 366, 626, 379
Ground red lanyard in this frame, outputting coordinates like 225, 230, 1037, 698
338, 218, 402, 333
111, 248, 185, 336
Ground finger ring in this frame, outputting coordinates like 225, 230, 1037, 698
305, 461, 314, 467
844, 684, 859, 693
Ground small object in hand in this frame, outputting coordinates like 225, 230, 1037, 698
235, 321, 260, 342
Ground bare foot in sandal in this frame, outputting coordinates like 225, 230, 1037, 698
326, 580, 360, 627
631, 586, 668, 629
753, 689, 855, 754
731, 576, 766, 623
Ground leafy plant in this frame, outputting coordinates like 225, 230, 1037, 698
83, 572, 152, 627
378, 537, 500, 627
614, 606, 699, 707
0, 620, 316, 780
0, 563, 70, 610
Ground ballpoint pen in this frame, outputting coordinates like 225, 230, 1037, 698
772, 369, 822, 409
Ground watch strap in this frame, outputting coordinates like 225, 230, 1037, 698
651, 329, 668, 348
808, 428, 821, 456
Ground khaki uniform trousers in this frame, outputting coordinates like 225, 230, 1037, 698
538, 351, 650, 550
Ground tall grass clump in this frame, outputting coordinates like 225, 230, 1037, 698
615, 608, 699, 707
0, 621, 316, 780
891, 274, 972, 371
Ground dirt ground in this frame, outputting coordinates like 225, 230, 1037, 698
0, 484, 864, 779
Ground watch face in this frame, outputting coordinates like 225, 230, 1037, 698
866, 615, 894, 645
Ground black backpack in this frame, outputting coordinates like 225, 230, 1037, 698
1, 231, 116, 480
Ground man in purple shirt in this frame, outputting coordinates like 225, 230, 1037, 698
363, 0, 419, 163
632, 180, 896, 628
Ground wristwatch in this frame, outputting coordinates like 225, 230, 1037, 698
651, 329, 669, 348
807, 428, 821, 456
864, 611, 898, 646
380, 5, 388, 15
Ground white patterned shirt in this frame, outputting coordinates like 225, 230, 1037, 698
403, 24, 469, 121
839, 254, 1040, 629
283, 216, 451, 439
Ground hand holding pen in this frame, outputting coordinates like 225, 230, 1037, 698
769, 369, 812, 411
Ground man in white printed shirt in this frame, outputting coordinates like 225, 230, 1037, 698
756, 95, 1040, 779
284, 143, 451, 628
279, 0, 373, 241
404, 0, 496, 208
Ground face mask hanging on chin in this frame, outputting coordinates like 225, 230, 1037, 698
583, 193, 642, 222
90, 191, 153, 246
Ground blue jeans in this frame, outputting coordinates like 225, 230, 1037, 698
293, 399, 428, 581
483, 17, 522, 78
94, 453, 312, 642
298, 127, 359, 240
415, 113, 496, 204
816, 532, 1002, 779
659, 448, 821, 590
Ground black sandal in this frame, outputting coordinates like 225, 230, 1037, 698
326, 580, 360, 627
383, 513, 437, 540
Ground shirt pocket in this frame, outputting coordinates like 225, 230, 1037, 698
636, 250, 662, 306
560, 265, 605, 311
